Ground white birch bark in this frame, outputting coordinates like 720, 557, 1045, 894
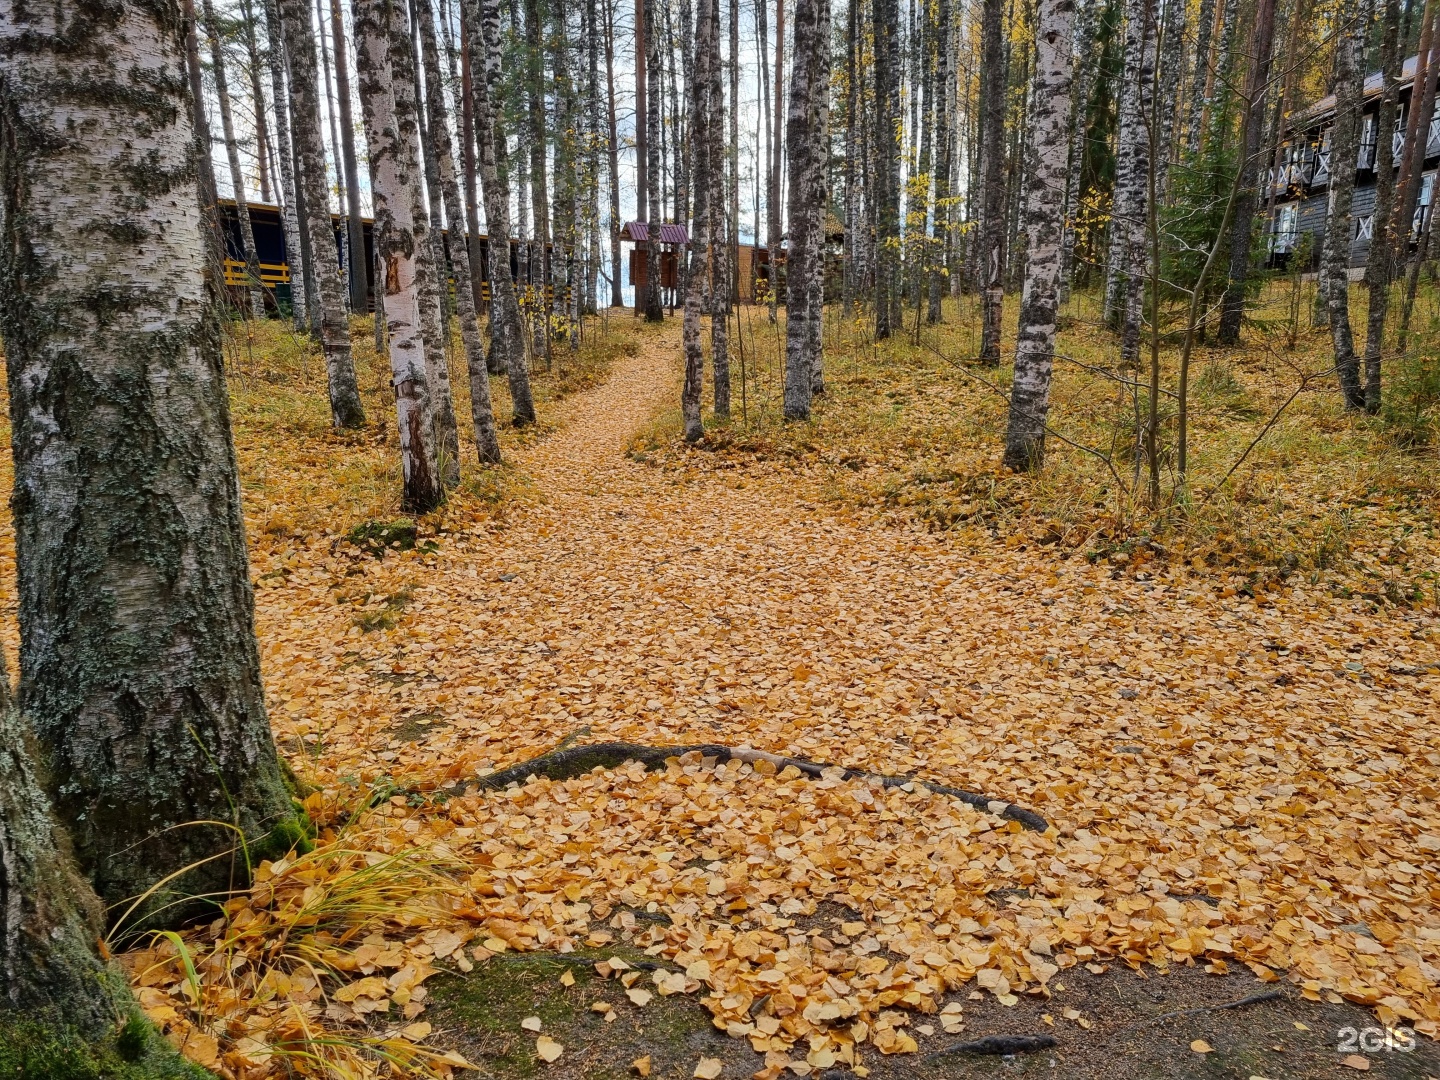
262, 0, 309, 329
681, 0, 716, 440
202, 0, 267, 315
1003, 0, 1076, 471
354, 0, 444, 511
280, 0, 367, 426
461, 0, 538, 424
418, 0, 502, 464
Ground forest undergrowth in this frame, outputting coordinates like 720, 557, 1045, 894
632, 282, 1440, 609
2, 308, 1439, 1079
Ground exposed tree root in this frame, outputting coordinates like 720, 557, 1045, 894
469, 740, 1050, 832
925, 1033, 1058, 1058
1112, 988, 1283, 1039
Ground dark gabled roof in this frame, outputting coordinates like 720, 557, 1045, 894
621, 221, 690, 244
1299, 52, 1423, 126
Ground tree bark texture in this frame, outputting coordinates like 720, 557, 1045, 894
977, 0, 1008, 364
262, 0, 310, 331
1362, 0, 1401, 414
462, 0, 538, 424
418, 0, 502, 464
873, 0, 902, 338
643, 0, 665, 321
330, 0, 371, 315
202, 0, 268, 315
1324, 0, 1365, 410
682, 0, 716, 441
1003, 0, 1075, 471
354, 0, 445, 513
0, 0, 299, 925
280, 0, 368, 427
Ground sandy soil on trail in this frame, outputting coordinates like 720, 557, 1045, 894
255, 319, 1440, 1060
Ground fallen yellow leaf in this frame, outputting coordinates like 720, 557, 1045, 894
1341, 1056, 1370, 1071
632, 1056, 652, 1077
694, 1058, 723, 1079
1190, 1040, 1214, 1054
536, 1035, 563, 1063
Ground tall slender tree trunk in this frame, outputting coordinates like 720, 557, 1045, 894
459, 17, 491, 323
1216, 0, 1277, 345
419, 0, 503, 462
603, 0, 626, 306
281, 0, 368, 426
976, 0, 1007, 363
841, 0, 858, 314
644, 0, 666, 320
1362, 0, 1402, 413
873, 0, 901, 338
729, 0, 740, 306
262, 0, 310, 330
1059, 0, 1099, 303
462, 0, 539, 423
1003, 0, 1075, 470
928, 0, 952, 323
1184, 0, 1218, 155
241, 0, 274, 205
331, 0, 371, 314
770, 0, 785, 324
204, 0, 268, 314
682, 0, 717, 440
183, 0, 228, 282
710, 0, 731, 418
316, 0, 352, 306
784, 0, 828, 418
1324, 0, 1365, 410
1390, 0, 1437, 248
1103, 0, 1154, 330
355, 0, 445, 511
0, 0, 300, 925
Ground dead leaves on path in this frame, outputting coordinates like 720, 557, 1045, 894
122, 324, 1440, 1075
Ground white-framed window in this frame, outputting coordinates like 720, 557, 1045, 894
1415, 171, 1436, 237
1356, 214, 1375, 241
1273, 202, 1299, 253
1360, 115, 1376, 167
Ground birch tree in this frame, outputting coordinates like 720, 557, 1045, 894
976, 0, 1007, 364
262, 0, 310, 330
682, 0, 717, 440
1003, 0, 1075, 470
329, 0, 370, 314
281, 0, 368, 427
419, 0, 503, 463
203, 0, 268, 314
1323, 0, 1365, 411
0, 0, 301, 923
873, 0, 902, 338
463, 0, 539, 424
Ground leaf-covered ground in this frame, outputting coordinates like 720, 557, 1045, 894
4, 312, 1438, 1077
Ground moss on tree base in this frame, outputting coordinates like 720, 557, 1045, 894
0, 1010, 210, 1080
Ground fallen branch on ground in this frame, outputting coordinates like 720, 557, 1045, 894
925, 1033, 1058, 1058
464, 741, 1049, 832
1113, 988, 1283, 1040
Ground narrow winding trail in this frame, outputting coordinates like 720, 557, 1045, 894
258, 320, 1440, 1042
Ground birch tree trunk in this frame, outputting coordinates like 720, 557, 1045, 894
873, 0, 901, 339
203, 0, 268, 315
644, 0, 666, 321
770, 0, 785, 325
241, 0, 274, 204
330, 0, 371, 314
354, 0, 444, 512
0, 0, 300, 923
1324, 0, 1365, 410
1003, 0, 1075, 470
805, 0, 831, 394
281, 0, 368, 427
1184, 0, 1217, 156
0, 657, 122, 1038
682, 0, 716, 441
710, 0, 731, 419
183, 0, 228, 280
1059, 0, 1099, 303
262, 0, 310, 330
419, 0, 502, 463
1103, 0, 1154, 329
977, 0, 1007, 364
462, 0, 538, 424
603, 0, 625, 307
928, 0, 953, 323
391, 0, 461, 481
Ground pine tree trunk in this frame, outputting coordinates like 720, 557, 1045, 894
0, 0, 300, 924
603, 0, 626, 307
1003, 0, 1075, 470
977, 0, 1007, 363
1324, 0, 1365, 410
330, 0, 372, 314
462, 0, 539, 424
281, 0, 368, 426
419, 0, 503, 463
1216, 0, 1276, 345
204, 0, 268, 315
262, 0, 310, 330
1362, 0, 1402, 413
682, 0, 717, 440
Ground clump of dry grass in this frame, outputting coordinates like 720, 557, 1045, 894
632, 283, 1440, 604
